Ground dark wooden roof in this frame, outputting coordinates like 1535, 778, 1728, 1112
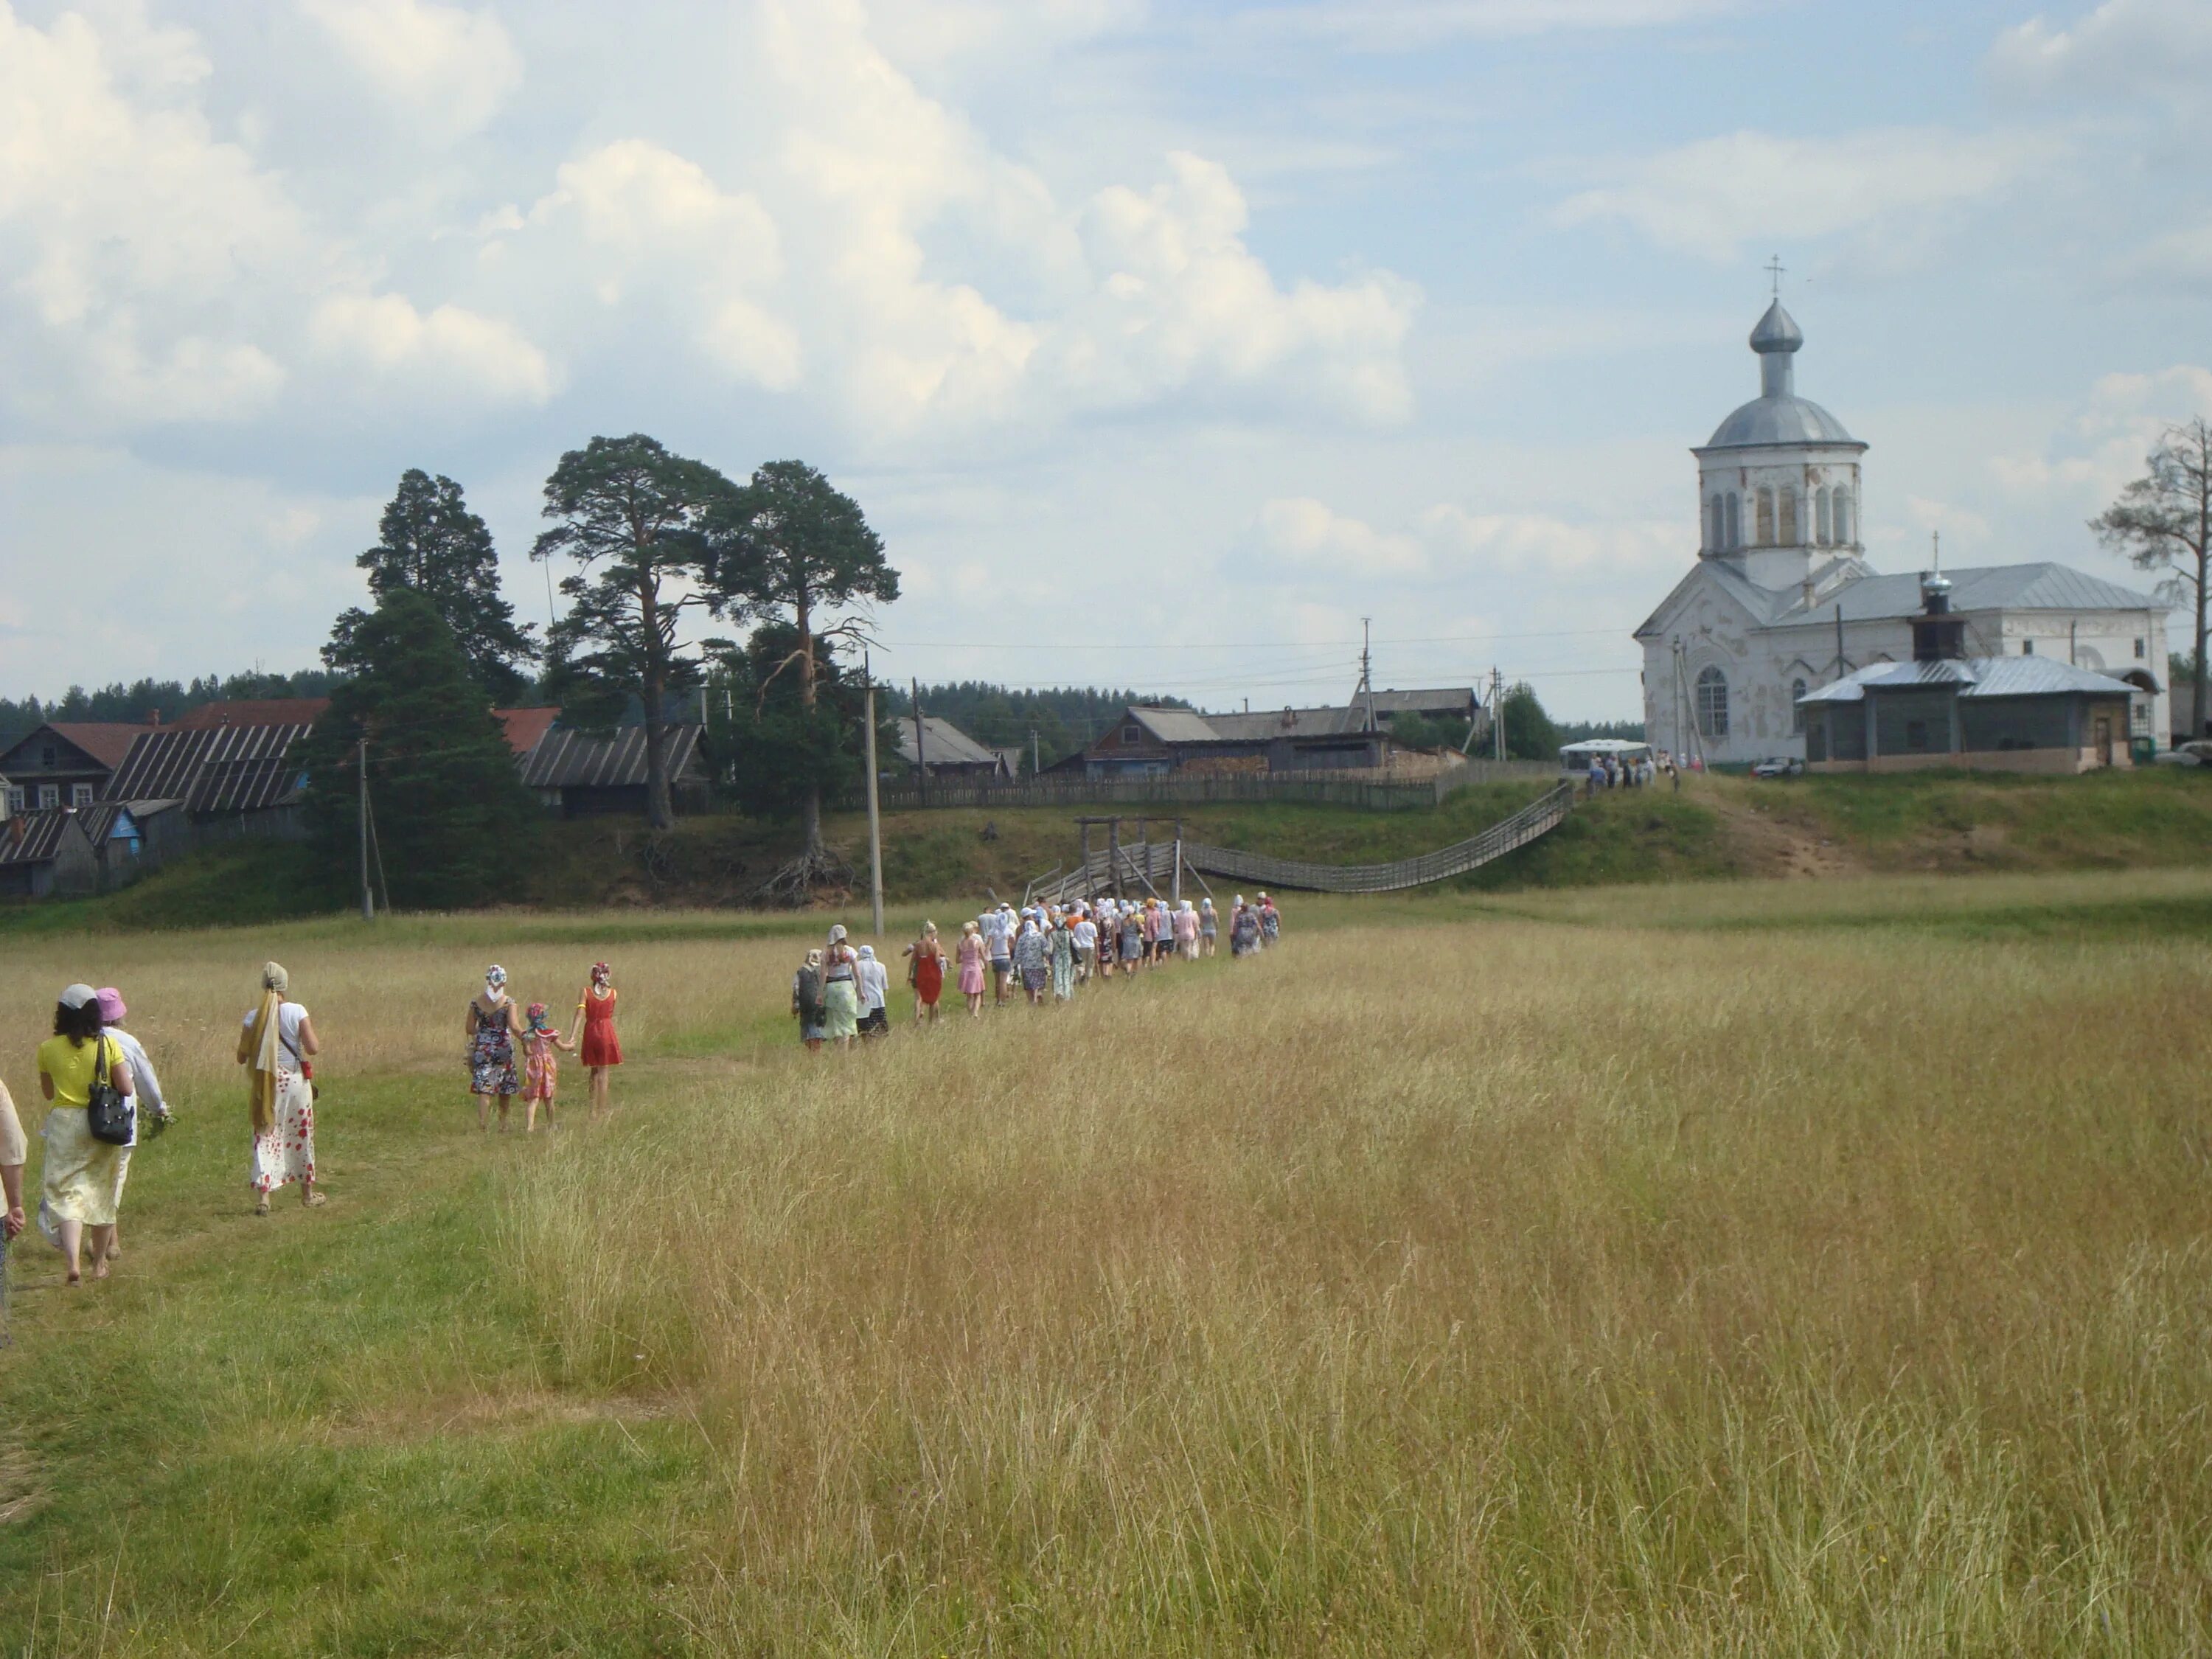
105, 723, 314, 813
0, 723, 153, 773
521, 724, 703, 790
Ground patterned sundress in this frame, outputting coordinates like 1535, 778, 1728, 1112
470, 1001, 521, 1096
522, 1031, 560, 1102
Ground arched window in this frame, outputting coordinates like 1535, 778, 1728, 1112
1696, 667, 1729, 738
1815, 487, 1832, 545
1780, 487, 1799, 544
1756, 488, 1775, 546
1707, 494, 1724, 551
1833, 489, 1851, 545
1791, 678, 1808, 734
1725, 493, 1741, 549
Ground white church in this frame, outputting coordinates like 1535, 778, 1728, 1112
1637, 300, 2170, 766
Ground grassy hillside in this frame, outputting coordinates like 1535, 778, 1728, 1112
10, 766, 2212, 933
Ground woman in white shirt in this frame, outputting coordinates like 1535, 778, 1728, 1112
856, 945, 891, 1036
97, 986, 170, 1262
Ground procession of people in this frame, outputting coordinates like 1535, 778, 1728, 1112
7, 888, 1278, 1290
800, 889, 1283, 1044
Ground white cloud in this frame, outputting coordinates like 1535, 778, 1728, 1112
1554, 128, 2060, 261
299, 0, 521, 138
308, 291, 555, 403
1258, 497, 1427, 574
1990, 0, 2212, 105
520, 139, 800, 389
0, 3, 307, 424
1236, 0, 1747, 48
1989, 365, 2212, 504
1421, 504, 1680, 575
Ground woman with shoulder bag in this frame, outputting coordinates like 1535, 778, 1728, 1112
35, 984, 133, 1284
237, 962, 323, 1216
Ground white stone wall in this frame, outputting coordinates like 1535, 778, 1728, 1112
1695, 444, 1864, 560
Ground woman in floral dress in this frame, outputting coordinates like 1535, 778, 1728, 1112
519, 1001, 571, 1133
467, 965, 526, 1132
237, 962, 322, 1216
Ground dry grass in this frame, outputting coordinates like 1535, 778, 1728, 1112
4, 883, 2208, 1653
499, 911, 2212, 1653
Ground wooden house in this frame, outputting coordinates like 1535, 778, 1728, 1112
0, 807, 102, 899
1074, 691, 1478, 780
518, 723, 706, 816
892, 715, 1011, 779
0, 723, 151, 812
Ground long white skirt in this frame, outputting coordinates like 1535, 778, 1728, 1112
39, 1105, 122, 1234
250, 1071, 316, 1194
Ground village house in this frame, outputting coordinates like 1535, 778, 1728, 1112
892, 714, 1012, 780
1071, 688, 1479, 779
1638, 299, 2168, 765
1798, 571, 2140, 773
519, 722, 706, 816
0, 722, 151, 813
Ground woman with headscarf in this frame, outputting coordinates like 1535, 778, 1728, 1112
822, 926, 861, 1049
856, 945, 891, 1037
235, 963, 321, 1217
792, 949, 827, 1052
1012, 909, 1049, 1006
568, 961, 623, 1118
904, 923, 947, 1026
1199, 896, 1219, 957
956, 920, 988, 1018
467, 964, 527, 1132
1230, 895, 1262, 958
520, 1002, 572, 1133
94, 986, 170, 1265
38, 984, 136, 1280
1049, 908, 1077, 1002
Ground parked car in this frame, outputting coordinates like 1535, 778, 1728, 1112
1750, 756, 1805, 779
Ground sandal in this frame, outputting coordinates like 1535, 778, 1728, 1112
302, 1192, 328, 1208
254, 1197, 271, 1217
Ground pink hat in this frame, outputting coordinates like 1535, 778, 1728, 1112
95, 986, 127, 1023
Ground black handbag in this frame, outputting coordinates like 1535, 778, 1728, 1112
86, 1039, 135, 1147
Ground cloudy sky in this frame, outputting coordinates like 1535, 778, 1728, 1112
4, 0, 2208, 719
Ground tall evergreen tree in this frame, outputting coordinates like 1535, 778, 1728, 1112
300, 588, 539, 910
703, 623, 883, 821
533, 435, 734, 830
1499, 682, 1561, 761
326, 469, 538, 703
707, 461, 897, 879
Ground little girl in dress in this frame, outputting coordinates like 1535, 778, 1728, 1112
520, 1001, 573, 1133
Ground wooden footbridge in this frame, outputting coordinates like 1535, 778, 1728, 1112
1023, 782, 1574, 903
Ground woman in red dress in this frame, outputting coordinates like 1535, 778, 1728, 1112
568, 961, 621, 1120
904, 922, 947, 1026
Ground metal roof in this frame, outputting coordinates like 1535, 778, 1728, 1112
1749, 299, 1804, 354
894, 715, 1000, 769
104, 723, 315, 813
494, 707, 560, 757
1773, 563, 2160, 624
1705, 394, 1860, 449
1129, 707, 1222, 745
520, 723, 703, 790
0, 807, 97, 866
1798, 656, 2139, 705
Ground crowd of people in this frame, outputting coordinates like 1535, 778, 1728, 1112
789, 891, 1284, 1050
1581, 750, 1680, 793
0, 893, 1278, 1290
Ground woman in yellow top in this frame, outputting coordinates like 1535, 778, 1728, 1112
36, 983, 134, 1285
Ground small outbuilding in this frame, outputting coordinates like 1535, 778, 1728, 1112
892, 715, 1012, 779
0, 808, 102, 900
519, 723, 706, 816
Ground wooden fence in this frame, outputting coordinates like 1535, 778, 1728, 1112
877, 759, 1554, 815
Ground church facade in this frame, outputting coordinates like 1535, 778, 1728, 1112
1636, 302, 2169, 765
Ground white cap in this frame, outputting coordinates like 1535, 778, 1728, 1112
58, 983, 97, 1009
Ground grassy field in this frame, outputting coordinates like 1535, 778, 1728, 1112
1, 873, 2208, 1653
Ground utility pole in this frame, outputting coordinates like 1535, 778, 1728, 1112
911, 677, 928, 807
862, 654, 884, 939
357, 737, 373, 923
1357, 617, 1377, 730
1030, 728, 1040, 779
1491, 667, 1506, 762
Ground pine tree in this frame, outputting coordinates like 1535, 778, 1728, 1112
301, 589, 539, 910
327, 470, 538, 703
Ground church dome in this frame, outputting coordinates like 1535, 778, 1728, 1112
1701, 298, 1859, 449
1705, 394, 1857, 448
